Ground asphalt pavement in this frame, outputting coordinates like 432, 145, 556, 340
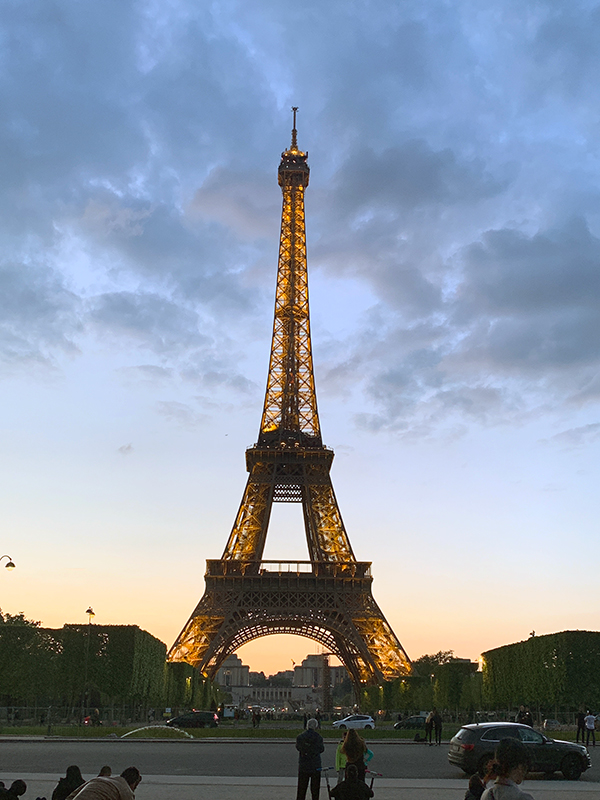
0, 738, 597, 800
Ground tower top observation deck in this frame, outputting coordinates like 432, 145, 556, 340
279, 107, 309, 188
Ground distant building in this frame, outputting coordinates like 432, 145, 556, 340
215, 654, 249, 688
293, 654, 348, 689
214, 651, 347, 711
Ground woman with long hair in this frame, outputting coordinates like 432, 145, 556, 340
52, 766, 84, 800
341, 729, 368, 782
481, 739, 533, 800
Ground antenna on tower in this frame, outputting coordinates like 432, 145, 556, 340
291, 106, 298, 150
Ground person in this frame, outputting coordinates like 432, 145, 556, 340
432, 708, 443, 746
330, 764, 373, 800
315, 709, 322, 729
296, 718, 324, 800
97, 768, 111, 778
523, 707, 533, 727
0, 781, 27, 800
66, 767, 141, 800
303, 713, 308, 730
584, 710, 596, 747
515, 705, 527, 725
481, 738, 533, 800
336, 732, 348, 784
425, 710, 434, 745
341, 729, 368, 782
465, 773, 486, 800
90, 708, 101, 727
465, 759, 497, 800
576, 708, 586, 743
52, 767, 84, 800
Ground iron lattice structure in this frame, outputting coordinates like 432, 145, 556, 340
168, 111, 411, 687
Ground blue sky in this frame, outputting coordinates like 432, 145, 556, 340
1, 0, 600, 674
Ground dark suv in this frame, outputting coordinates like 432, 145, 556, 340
394, 715, 426, 730
448, 722, 590, 780
166, 710, 219, 728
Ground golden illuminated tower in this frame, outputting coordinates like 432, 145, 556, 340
168, 110, 411, 687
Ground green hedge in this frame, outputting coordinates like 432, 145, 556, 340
483, 630, 600, 709
0, 624, 168, 706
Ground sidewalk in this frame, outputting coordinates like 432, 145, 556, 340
2, 774, 599, 800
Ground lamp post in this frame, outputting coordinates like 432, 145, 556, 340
81, 607, 95, 724
0, 555, 16, 570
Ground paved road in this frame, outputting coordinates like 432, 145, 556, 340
0, 740, 598, 782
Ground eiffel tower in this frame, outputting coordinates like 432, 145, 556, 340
168, 110, 411, 687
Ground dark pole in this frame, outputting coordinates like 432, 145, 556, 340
82, 607, 95, 725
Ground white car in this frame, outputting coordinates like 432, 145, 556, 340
332, 714, 375, 730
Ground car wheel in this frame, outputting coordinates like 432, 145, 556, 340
561, 754, 583, 781
339, 725, 347, 730
365, 725, 373, 729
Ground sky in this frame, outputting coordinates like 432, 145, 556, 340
1, 0, 600, 677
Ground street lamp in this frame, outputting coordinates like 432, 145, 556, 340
0, 555, 16, 570
81, 607, 95, 724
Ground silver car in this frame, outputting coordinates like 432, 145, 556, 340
332, 714, 375, 730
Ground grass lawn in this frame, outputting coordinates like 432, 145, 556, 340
0, 723, 463, 740
0, 722, 582, 741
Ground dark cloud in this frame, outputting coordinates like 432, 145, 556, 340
89, 291, 210, 354
333, 141, 501, 216
0, 260, 81, 369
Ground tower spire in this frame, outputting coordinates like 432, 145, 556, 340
291, 106, 298, 151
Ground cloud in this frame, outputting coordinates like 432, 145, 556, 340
547, 423, 600, 449
0, 260, 81, 370
156, 400, 208, 429
89, 291, 210, 354
118, 443, 134, 456
1, 0, 600, 440
189, 167, 279, 240
332, 141, 502, 216
119, 364, 174, 383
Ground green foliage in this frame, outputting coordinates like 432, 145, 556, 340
0, 626, 61, 702
0, 609, 41, 626
0, 623, 169, 706
412, 651, 455, 674
434, 661, 477, 709
483, 631, 600, 710
249, 671, 268, 686
163, 661, 222, 710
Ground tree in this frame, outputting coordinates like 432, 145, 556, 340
412, 651, 454, 677
0, 609, 41, 626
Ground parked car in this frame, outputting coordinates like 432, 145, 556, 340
332, 714, 375, 730
448, 722, 591, 780
543, 719, 561, 730
166, 710, 219, 728
394, 715, 426, 730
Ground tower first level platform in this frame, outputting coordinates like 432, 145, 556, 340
168, 559, 411, 686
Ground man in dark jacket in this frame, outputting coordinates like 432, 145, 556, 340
296, 717, 324, 800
